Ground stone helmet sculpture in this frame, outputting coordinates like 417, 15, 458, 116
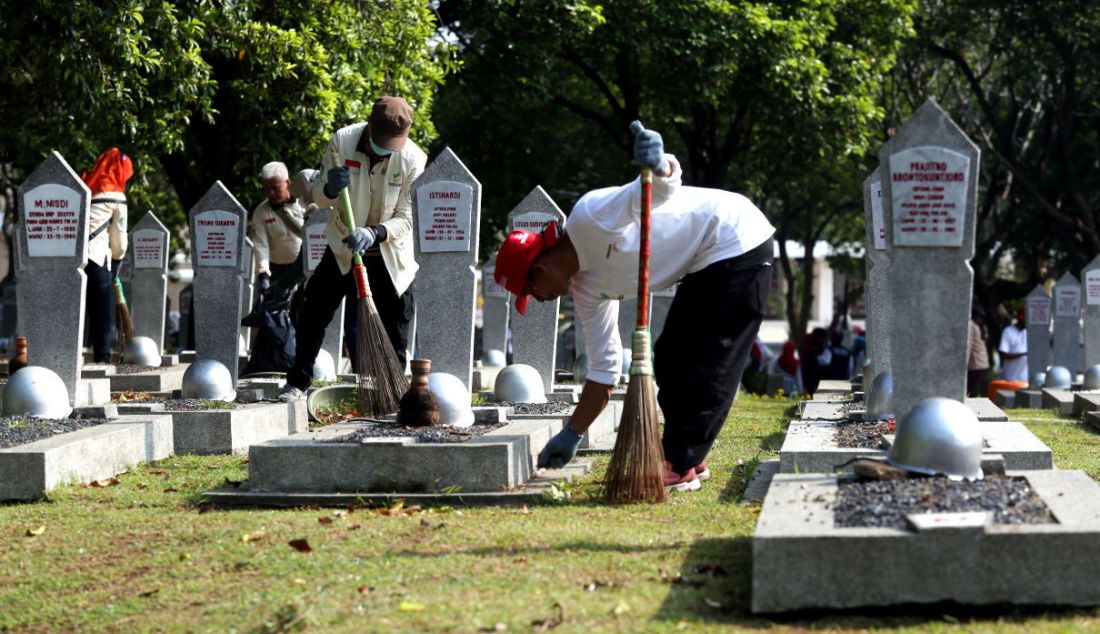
182, 359, 236, 401
493, 364, 547, 403
888, 397, 983, 481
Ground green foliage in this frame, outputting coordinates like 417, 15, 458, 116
0, 0, 456, 245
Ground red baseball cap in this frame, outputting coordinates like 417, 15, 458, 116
1017, 306, 1026, 321
494, 221, 559, 316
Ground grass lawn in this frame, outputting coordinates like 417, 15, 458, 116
3, 399, 1100, 632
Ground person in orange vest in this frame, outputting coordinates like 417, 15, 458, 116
81, 148, 133, 363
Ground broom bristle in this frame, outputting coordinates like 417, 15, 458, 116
605, 373, 666, 503
356, 295, 408, 416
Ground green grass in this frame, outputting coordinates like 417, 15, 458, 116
1, 400, 1099, 632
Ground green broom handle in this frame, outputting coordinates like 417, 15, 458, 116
112, 277, 128, 305
332, 154, 371, 300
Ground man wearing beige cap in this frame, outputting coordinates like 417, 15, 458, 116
249, 161, 307, 293
278, 96, 427, 400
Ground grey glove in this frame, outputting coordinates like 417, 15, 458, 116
323, 165, 350, 199
629, 120, 670, 174
342, 226, 376, 254
537, 425, 584, 469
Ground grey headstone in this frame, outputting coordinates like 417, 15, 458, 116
188, 182, 248, 386
129, 212, 170, 352
412, 148, 482, 390
15, 152, 89, 405
239, 236, 255, 354
862, 168, 892, 383
1052, 272, 1081, 373
178, 283, 193, 351
303, 207, 344, 370
481, 254, 509, 359
650, 286, 676, 342
1082, 256, 1100, 367
1026, 285, 1052, 382
879, 100, 980, 421
507, 187, 566, 393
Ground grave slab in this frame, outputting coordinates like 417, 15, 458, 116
171, 399, 307, 455
108, 365, 188, 393
0, 414, 173, 501
1014, 388, 1045, 409
814, 380, 852, 395
993, 389, 1016, 408
753, 470, 1100, 613
800, 397, 1006, 422
779, 419, 1052, 474
741, 459, 781, 503
1073, 391, 1100, 417
1041, 388, 1076, 416
76, 378, 111, 407
1085, 412, 1100, 433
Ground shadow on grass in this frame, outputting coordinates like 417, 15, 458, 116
653, 537, 1100, 628
717, 456, 762, 504
384, 539, 685, 560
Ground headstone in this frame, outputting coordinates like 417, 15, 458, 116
507, 187, 566, 393
1082, 256, 1100, 367
14, 152, 89, 405
481, 254, 509, 358
862, 168, 892, 383
879, 100, 980, 421
178, 283, 193, 351
412, 148, 482, 390
1052, 272, 1081, 373
1025, 285, 1052, 384
188, 182, 247, 386
239, 236, 255, 354
303, 207, 344, 370
650, 286, 676, 342
129, 211, 170, 352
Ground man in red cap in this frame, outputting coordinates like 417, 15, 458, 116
998, 305, 1028, 383
495, 121, 776, 492
81, 148, 133, 363
279, 96, 427, 401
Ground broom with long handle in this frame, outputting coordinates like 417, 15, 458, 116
113, 276, 134, 360
605, 122, 667, 503
330, 148, 408, 415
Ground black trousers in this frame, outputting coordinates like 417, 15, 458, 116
286, 248, 412, 390
84, 259, 113, 363
654, 240, 773, 474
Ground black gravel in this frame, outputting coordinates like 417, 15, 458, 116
482, 401, 575, 415
840, 400, 866, 417
0, 417, 109, 449
113, 364, 160, 374
834, 476, 1055, 529
835, 420, 891, 448
325, 418, 508, 444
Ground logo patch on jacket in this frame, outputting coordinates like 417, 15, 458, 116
345, 159, 361, 175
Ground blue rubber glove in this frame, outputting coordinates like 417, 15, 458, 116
629, 120, 669, 174
323, 165, 350, 199
342, 226, 376, 254
537, 425, 584, 469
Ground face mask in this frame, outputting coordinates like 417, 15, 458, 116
369, 137, 394, 157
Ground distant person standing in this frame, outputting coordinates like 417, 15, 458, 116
967, 306, 991, 397
81, 148, 133, 363
998, 306, 1028, 382
249, 161, 307, 292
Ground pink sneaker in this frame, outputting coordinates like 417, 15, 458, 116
694, 461, 711, 482
664, 462, 701, 492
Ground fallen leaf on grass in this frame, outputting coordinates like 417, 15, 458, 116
419, 518, 445, 530
581, 580, 614, 592
25, 525, 46, 537
136, 482, 149, 490
318, 516, 334, 525
531, 602, 565, 631
478, 624, 507, 632
138, 588, 159, 598
288, 538, 312, 553
241, 531, 266, 543
163, 487, 179, 493
399, 602, 425, 612
357, 585, 373, 594
347, 524, 361, 531
89, 477, 120, 488
611, 601, 630, 615
149, 470, 169, 477
178, 553, 191, 561
512, 557, 528, 564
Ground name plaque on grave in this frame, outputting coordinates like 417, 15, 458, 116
511, 212, 556, 232
889, 146, 970, 247
22, 184, 81, 257
417, 181, 473, 253
1056, 285, 1081, 318
483, 267, 507, 299
870, 178, 886, 250
1028, 297, 1051, 325
305, 223, 327, 272
1087, 271, 1100, 306
132, 229, 165, 269
194, 210, 239, 267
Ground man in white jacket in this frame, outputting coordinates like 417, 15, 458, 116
495, 122, 775, 491
249, 161, 307, 292
279, 97, 426, 400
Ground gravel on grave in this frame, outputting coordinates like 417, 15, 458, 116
0, 417, 110, 449
325, 418, 509, 444
835, 420, 891, 448
113, 364, 161, 375
834, 476, 1055, 529
483, 401, 575, 415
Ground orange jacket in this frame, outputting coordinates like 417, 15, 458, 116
81, 148, 133, 195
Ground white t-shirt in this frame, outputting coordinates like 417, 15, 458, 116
569, 155, 775, 385
998, 324, 1028, 382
